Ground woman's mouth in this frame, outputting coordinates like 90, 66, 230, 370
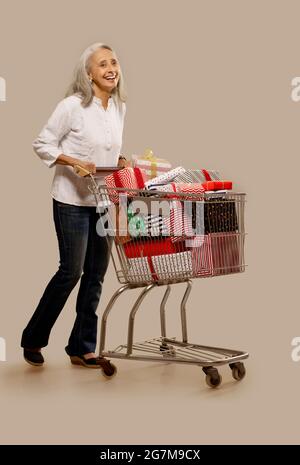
104, 74, 117, 81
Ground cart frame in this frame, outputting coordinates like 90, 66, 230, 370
87, 176, 249, 387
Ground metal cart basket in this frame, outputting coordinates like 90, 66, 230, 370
87, 174, 248, 388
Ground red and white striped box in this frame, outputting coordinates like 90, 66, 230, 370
105, 167, 147, 203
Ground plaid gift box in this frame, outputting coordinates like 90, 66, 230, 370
132, 149, 172, 180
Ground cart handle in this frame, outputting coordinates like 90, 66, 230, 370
73, 164, 91, 177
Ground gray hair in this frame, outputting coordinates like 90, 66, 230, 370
65, 42, 126, 107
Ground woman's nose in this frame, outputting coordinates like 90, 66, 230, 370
107, 65, 115, 73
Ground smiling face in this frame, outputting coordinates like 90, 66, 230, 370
88, 47, 120, 94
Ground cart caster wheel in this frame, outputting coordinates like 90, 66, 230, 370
159, 344, 173, 351
230, 362, 246, 381
160, 344, 176, 357
203, 367, 222, 388
101, 361, 117, 379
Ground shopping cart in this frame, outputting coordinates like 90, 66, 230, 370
82, 167, 248, 388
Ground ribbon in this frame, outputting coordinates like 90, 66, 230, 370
141, 149, 169, 179
202, 169, 212, 182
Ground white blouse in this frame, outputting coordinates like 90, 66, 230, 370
32, 93, 126, 206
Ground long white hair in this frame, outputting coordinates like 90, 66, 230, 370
65, 42, 126, 107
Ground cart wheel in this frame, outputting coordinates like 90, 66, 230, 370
205, 372, 222, 388
230, 362, 246, 381
101, 361, 117, 379
159, 344, 176, 357
159, 344, 172, 351
203, 367, 222, 388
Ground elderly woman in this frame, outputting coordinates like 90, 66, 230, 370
21, 42, 128, 369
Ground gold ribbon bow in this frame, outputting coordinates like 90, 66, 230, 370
142, 148, 169, 178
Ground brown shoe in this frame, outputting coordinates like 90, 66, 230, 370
69, 355, 117, 377
69, 355, 104, 369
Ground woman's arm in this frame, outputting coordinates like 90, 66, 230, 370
56, 154, 96, 173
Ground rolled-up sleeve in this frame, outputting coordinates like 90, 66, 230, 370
32, 99, 71, 168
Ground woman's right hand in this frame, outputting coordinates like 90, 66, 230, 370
74, 160, 96, 174
56, 155, 96, 175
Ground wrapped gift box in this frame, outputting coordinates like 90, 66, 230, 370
147, 182, 205, 200
125, 257, 153, 282
116, 200, 171, 244
203, 197, 238, 233
201, 181, 232, 191
185, 235, 213, 277
209, 232, 243, 275
141, 214, 169, 237
105, 167, 147, 203
173, 168, 221, 184
123, 237, 179, 258
191, 195, 238, 234
145, 166, 186, 189
152, 183, 200, 242
123, 237, 190, 281
132, 150, 172, 180
152, 251, 193, 280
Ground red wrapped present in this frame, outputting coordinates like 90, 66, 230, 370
209, 232, 244, 275
123, 237, 180, 258
185, 235, 213, 276
105, 167, 147, 203
123, 237, 186, 281
201, 181, 232, 191
123, 238, 194, 281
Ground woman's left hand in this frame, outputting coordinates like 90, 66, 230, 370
118, 156, 131, 169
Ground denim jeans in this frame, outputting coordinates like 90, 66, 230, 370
21, 199, 112, 356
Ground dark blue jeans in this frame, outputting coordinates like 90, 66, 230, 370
21, 199, 112, 356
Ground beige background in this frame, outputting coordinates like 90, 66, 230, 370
0, 0, 299, 444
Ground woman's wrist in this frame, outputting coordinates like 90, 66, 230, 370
56, 154, 79, 167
